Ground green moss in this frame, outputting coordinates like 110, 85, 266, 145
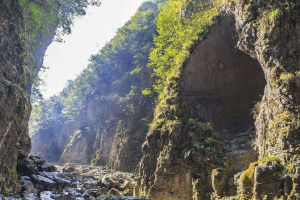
139, 190, 149, 197
280, 72, 294, 80
258, 8, 281, 32
240, 162, 257, 199
130, 66, 142, 75
239, 157, 283, 199
282, 156, 300, 179
0, 164, 20, 195
269, 8, 280, 18
231, 194, 243, 200
267, 111, 298, 142
288, 183, 300, 199
0, 176, 7, 194
211, 168, 219, 176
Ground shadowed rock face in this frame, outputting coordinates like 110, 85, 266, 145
53, 93, 154, 171
0, 0, 56, 194
0, 0, 30, 194
181, 15, 265, 133
181, 15, 265, 196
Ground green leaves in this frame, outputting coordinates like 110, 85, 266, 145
142, 88, 152, 96
29, 2, 42, 24
148, 0, 218, 97
31, 1, 160, 130
18, 0, 100, 101
18, 0, 27, 6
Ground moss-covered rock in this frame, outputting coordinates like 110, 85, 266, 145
0, 0, 31, 194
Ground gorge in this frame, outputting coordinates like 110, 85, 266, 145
1, 0, 300, 199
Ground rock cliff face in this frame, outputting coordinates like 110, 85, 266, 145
0, 1, 29, 194
31, 116, 74, 163
57, 93, 154, 171
135, 0, 300, 199
0, 0, 56, 195
26, 0, 300, 199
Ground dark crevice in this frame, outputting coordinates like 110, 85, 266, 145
182, 15, 266, 135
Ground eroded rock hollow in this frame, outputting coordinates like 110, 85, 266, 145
182, 15, 265, 134
181, 15, 266, 197
135, 1, 300, 199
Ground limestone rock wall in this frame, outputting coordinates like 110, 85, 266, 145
0, 0, 56, 194
0, 1, 29, 194
31, 122, 74, 163
57, 91, 154, 172
135, 0, 300, 199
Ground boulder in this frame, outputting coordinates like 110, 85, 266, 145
40, 191, 55, 200
109, 188, 122, 196
17, 157, 38, 176
39, 163, 56, 172
19, 178, 37, 194
23, 193, 38, 200
253, 162, 283, 199
83, 189, 102, 198
40, 172, 72, 186
31, 174, 56, 191
101, 176, 116, 188
62, 164, 76, 173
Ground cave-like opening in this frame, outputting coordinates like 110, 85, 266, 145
181, 15, 266, 196
182, 15, 266, 136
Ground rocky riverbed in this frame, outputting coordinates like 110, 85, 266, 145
0, 155, 147, 200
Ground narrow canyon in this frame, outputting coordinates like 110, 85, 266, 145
0, 0, 300, 199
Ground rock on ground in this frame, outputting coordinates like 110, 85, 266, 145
0, 156, 148, 200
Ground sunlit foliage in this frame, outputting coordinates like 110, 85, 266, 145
30, 1, 159, 131
147, 0, 218, 97
17, 0, 100, 101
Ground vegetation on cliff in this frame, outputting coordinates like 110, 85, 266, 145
136, 0, 300, 199
18, 0, 101, 100
0, 0, 100, 195
30, 1, 161, 169
147, 0, 218, 97
27, 0, 300, 199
